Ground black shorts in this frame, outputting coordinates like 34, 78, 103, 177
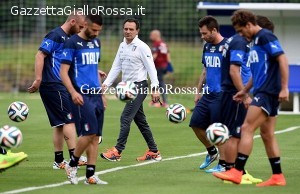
189, 92, 221, 130
40, 90, 74, 127
221, 92, 247, 138
71, 94, 104, 136
251, 93, 279, 116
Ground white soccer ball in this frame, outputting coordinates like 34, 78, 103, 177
7, 101, 29, 122
115, 81, 138, 102
166, 103, 187, 123
206, 123, 229, 146
0, 125, 23, 148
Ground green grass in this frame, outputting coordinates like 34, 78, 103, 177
0, 93, 299, 194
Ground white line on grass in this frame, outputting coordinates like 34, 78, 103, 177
2, 126, 300, 194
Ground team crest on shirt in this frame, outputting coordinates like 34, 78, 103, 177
94, 40, 99, 47
210, 46, 216, 52
87, 42, 94, 48
219, 45, 224, 52
132, 46, 137, 51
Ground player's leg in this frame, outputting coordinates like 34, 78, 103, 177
134, 104, 162, 161
189, 95, 218, 169
257, 115, 286, 186
52, 126, 66, 169
213, 105, 267, 184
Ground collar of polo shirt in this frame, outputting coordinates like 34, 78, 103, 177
123, 35, 139, 45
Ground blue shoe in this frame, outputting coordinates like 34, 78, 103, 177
205, 164, 226, 173
199, 153, 218, 169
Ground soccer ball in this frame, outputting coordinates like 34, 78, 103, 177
7, 101, 29, 122
115, 81, 138, 102
206, 123, 229, 146
0, 125, 23, 148
166, 103, 186, 123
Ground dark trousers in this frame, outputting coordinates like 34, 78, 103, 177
115, 81, 158, 152
157, 68, 168, 103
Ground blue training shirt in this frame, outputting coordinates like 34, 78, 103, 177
60, 34, 101, 92
202, 38, 227, 93
221, 34, 250, 93
39, 27, 68, 91
249, 29, 284, 95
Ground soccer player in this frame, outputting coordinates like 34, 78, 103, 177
149, 29, 170, 108
213, 9, 288, 187
101, 18, 162, 162
0, 146, 27, 172
189, 16, 226, 172
60, 14, 107, 185
27, 11, 87, 169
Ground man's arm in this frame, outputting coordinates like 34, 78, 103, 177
277, 54, 289, 102
103, 46, 122, 88
27, 51, 47, 93
60, 64, 84, 105
230, 64, 244, 91
194, 68, 206, 104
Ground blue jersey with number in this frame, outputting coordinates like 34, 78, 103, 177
39, 27, 68, 91
249, 29, 284, 95
202, 38, 226, 93
61, 34, 101, 92
221, 34, 250, 93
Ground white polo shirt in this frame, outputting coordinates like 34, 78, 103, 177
103, 36, 159, 89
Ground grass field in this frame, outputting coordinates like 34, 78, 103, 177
0, 93, 299, 194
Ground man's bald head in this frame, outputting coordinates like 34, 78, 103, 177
65, 10, 85, 35
150, 30, 162, 42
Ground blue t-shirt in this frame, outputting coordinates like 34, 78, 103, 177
221, 34, 250, 93
39, 27, 68, 91
61, 34, 101, 93
202, 38, 227, 93
249, 29, 284, 95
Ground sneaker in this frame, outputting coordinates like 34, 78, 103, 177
65, 164, 78, 184
212, 167, 243, 184
242, 170, 263, 184
84, 175, 108, 185
0, 151, 27, 171
78, 156, 87, 166
205, 164, 226, 173
53, 160, 68, 170
136, 150, 162, 161
100, 147, 121, 162
161, 103, 169, 108
223, 179, 252, 184
256, 174, 286, 187
199, 153, 218, 169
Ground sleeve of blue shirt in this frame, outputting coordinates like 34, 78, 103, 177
229, 36, 247, 67
61, 39, 76, 65
39, 31, 60, 55
261, 31, 284, 57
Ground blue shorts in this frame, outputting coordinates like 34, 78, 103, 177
189, 92, 221, 130
40, 90, 74, 127
251, 93, 279, 116
221, 92, 247, 138
72, 94, 104, 136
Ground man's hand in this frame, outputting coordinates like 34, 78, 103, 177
151, 89, 160, 103
279, 87, 289, 102
194, 93, 202, 105
71, 91, 84, 105
243, 96, 252, 109
98, 70, 107, 80
27, 80, 41, 93
233, 90, 247, 103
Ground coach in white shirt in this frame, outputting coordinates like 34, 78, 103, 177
101, 18, 162, 162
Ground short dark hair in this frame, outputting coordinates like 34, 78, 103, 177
256, 15, 274, 32
85, 14, 103, 26
198, 15, 219, 32
123, 18, 140, 30
231, 9, 257, 27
